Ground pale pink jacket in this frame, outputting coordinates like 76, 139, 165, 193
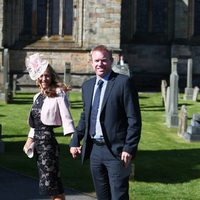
28, 88, 75, 138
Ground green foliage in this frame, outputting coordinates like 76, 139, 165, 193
0, 92, 200, 199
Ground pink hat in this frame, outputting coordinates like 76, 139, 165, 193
25, 53, 49, 80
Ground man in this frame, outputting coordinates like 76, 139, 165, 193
70, 45, 141, 200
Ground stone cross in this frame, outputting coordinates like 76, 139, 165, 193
166, 58, 179, 127
187, 58, 193, 88
184, 58, 194, 100
171, 57, 178, 73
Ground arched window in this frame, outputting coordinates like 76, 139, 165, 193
189, 0, 200, 43
21, 0, 82, 48
136, 0, 166, 35
134, 0, 169, 43
23, 0, 73, 37
121, 0, 172, 44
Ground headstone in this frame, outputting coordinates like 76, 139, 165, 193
166, 58, 179, 128
165, 86, 170, 114
64, 62, 71, 84
192, 86, 199, 101
183, 114, 200, 142
119, 55, 125, 65
3, 49, 12, 103
177, 105, 187, 137
171, 57, 178, 73
161, 80, 167, 108
184, 58, 194, 100
112, 63, 130, 76
0, 90, 5, 100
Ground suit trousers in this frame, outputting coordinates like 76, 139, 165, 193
90, 143, 132, 200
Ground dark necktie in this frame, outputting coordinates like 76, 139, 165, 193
90, 80, 104, 137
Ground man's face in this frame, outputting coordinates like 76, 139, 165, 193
91, 50, 113, 78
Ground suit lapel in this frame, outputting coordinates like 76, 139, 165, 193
85, 78, 96, 117
101, 71, 116, 111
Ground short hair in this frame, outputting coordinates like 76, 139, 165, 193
90, 45, 113, 59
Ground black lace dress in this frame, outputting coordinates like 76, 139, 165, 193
30, 93, 64, 196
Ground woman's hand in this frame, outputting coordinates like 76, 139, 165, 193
70, 146, 82, 158
23, 137, 34, 153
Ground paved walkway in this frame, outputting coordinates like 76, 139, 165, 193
0, 167, 97, 200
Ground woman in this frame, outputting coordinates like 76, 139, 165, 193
23, 53, 75, 200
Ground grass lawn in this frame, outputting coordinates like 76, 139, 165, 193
0, 91, 200, 199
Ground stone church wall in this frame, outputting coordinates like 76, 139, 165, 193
0, 0, 200, 93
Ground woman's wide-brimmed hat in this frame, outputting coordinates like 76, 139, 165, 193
25, 53, 49, 80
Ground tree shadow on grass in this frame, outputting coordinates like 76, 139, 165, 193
133, 149, 200, 184
11, 98, 33, 104
139, 95, 150, 99
140, 102, 195, 112
8, 93, 34, 104
178, 102, 194, 107
2, 134, 28, 139
1, 133, 68, 139
140, 105, 165, 112
3, 140, 200, 190
0, 140, 95, 194
70, 100, 83, 109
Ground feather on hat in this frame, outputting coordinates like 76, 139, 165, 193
25, 53, 49, 80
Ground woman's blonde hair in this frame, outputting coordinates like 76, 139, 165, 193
37, 65, 71, 97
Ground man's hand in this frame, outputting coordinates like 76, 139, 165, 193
70, 146, 82, 158
121, 151, 132, 168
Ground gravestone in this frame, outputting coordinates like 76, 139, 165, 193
166, 58, 179, 128
112, 63, 130, 76
183, 114, 200, 142
3, 49, 12, 103
112, 56, 130, 76
64, 62, 71, 84
165, 86, 170, 114
161, 80, 167, 108
184, 58, 194, 100
192, 86, 199, 101
0, 90, 5, 100
177, 105, 187, 137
